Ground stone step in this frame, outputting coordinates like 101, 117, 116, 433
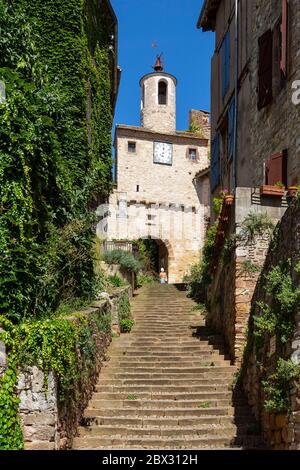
77, 424, 256, 439
72, 434, 263, 450
108, 350, 226, 357
88, 399, 248, 409
81, 414, 256, 428
95, 384, 231, 393
84, 407, 253, 418
107, 359, 228, 367
102, 366, 233, 375
92, 391, 235, 400
97, 378, 234, 386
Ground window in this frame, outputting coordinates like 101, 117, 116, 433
221, 31, 230, 98
258, 29, 273, 109
265, 150, 287, 186
188, 148, 198, 161
158, 80, 167, 105
211, 134, 220, 192
136, 185, 139, 192
128, 141, 136, 153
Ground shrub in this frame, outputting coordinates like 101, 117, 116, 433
136, 273, 157, 287
108, 275, 126, 287
262, 358, 300, 413
120, 319, 135, 333
102, 250, 144, 274
239, 212, 274, 243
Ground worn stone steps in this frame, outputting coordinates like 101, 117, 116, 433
76, 424, 255, 439
84, 407, 253, 418
73, 434, 263, 450
81, 414, 256, 427
92, 391, 235, 400
73, 284, 264, 450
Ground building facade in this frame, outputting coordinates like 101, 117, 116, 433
98, 59, 210, 283
198, 0, 300, 362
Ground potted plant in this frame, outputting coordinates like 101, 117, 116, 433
260, 181, 285, 197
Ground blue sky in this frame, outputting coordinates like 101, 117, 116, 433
111, 0, 214, 131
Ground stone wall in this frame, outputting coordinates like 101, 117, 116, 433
206, 188, 286, 363
16, 287, 131, 450
242, 200, 300, 449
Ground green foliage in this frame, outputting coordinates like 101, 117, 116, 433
107, 275, 126, 288
120, 319, 135, 333
212, 196, 224, 217
274, 181, 285, 188
118, 291, 132, 322
0, 306, 112, 447
136, 273, 157, 287
102, 250, 144, 274
126, 394, 138, 400
0, 0, 113, 321
253, 262, 300, 346
221, 234, 236, 265
262, 359, 300, 413
188, 119, 205, 138
239, 212, 274, 243
184, 222, 218, 300
239, 260, 260, 277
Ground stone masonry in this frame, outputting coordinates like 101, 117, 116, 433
98, 61, 210, 284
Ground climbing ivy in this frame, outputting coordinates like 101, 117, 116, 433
0, 0, 113, 321
0, 0, 114, 449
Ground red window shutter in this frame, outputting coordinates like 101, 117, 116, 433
265, 150, 287, 186
258, 29, 273, 110
280, 0, 288, 76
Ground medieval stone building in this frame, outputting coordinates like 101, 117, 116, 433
198, 0, 300, 362
98, 58, 210, 283
198, 0, 300, 450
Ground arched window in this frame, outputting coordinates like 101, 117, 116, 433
158, 80, 167, 105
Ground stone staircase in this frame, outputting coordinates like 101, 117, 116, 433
73, 284, 264, 449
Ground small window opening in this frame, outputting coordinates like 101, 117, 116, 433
128, 141, 136, 153
136, 185, 139, 192
158, 80, 167, 105
188, 148, 197, 161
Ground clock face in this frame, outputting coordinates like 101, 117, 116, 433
153, 141, 173, 165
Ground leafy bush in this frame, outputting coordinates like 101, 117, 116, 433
262, 359, 300, 413
108, 275, 126, 287
239, 212, 274, 243
184, 222, 218, 301
136, 273, 157, 287
120, 319, 135, 333
102, 250, 144, 274
253, 262, 300, 346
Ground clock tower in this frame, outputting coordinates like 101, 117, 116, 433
99, 56, 211, 284
140, 56, 177, 134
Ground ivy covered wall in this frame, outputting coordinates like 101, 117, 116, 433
0, 0, 115, 321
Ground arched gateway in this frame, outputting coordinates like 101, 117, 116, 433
97, 57, 210, 284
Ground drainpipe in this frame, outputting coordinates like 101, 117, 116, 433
233, 0, 239, 194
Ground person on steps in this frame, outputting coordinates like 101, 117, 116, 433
159, 268, 167, 284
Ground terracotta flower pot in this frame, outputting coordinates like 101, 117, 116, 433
224, 194, 235, 205
260, 185, 285, 197
287, 186, 298, 198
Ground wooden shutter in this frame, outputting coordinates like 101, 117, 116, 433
211, 134, 220, 192
258, 29, 273, 109
228, 97, 235, 162
280, 0, 288, 76
265, 150, 287, 186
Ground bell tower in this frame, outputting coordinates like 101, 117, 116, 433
140, 56, 177, 133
